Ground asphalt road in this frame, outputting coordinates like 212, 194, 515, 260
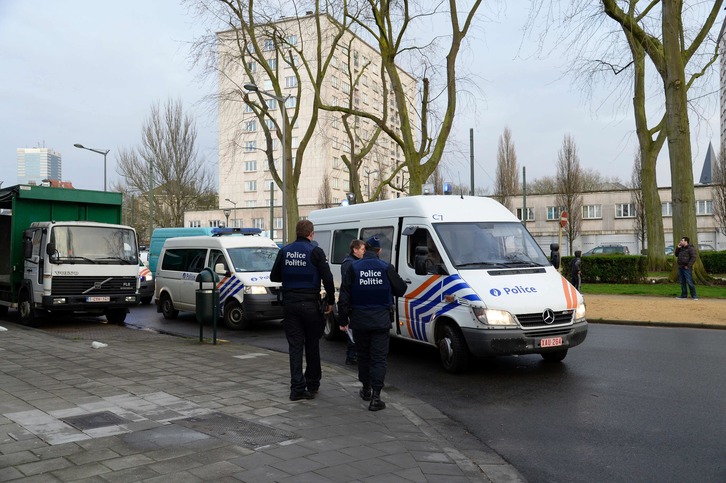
24, 306, 726, 482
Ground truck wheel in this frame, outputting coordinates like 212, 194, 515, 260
438, 324, 470, 373
160, 293, 178, 320
323, 311, 342, 341
223, 301, 249, 330
140, 297, 152, 305
18, 290, 40, 328
105, 310, 127, 325
541, 349, 568, 363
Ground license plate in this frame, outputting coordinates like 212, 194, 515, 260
86, 296, 110, 302
540, 337, 563, 348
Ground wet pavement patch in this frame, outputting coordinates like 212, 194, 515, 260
61, 411, 128, 430
175, 412, 298, 448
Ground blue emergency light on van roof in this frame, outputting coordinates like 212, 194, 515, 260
211, 227, 261, 236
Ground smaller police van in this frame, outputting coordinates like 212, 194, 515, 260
154, 229, 282, 329
308, 195, 588, 373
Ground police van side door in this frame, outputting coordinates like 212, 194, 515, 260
397, 226, 449, 344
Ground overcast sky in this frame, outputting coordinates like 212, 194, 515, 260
1, 1, 721, 194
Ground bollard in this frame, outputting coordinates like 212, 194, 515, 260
195, 268, 219, 345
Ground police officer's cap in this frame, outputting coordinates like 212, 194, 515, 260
366, 236, 381, 249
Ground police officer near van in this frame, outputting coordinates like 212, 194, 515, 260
338, 236, 407, 411
271, 220, 335, 401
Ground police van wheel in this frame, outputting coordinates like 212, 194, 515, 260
323, 312, 342, 341
438, 324, 470, 373
541, 349, 568, 363
223, 301, 249, 330
160, 294, 178, 320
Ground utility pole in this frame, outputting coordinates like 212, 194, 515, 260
469, 128, 475, 196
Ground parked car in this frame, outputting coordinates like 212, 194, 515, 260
582, 245, 630, 256
665, 243, 715, 256
138, 260, 154, 305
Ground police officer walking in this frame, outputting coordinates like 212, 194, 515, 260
271, 220, 335, 401
338, 236, 407, 411
340, 239, 365, 365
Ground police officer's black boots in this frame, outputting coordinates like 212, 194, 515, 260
359, 385, 372, 401
369, 388, 385, 411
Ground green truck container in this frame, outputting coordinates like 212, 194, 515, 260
0, 184, 140, 326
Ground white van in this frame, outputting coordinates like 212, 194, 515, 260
154, 233, 282, 329
308, 195, 588, 372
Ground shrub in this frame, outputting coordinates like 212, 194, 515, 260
561, 255, 647, 283
700, 251, 726, 274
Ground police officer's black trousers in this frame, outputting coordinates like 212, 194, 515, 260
282, 302, 323, 393
355, 328, 389, 390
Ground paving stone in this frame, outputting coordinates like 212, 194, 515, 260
50, 462, 113, 481
17, 456, 73, 476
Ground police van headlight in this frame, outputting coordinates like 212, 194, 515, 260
243, 285, 267, 295
575, 303, 586, 321
472, 307, 517, 327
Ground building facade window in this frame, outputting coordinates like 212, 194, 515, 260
266, 98, 278, 110
245, 200, 257, 207
245, 141, 257, 152
286, 34, 297, 45
547, 206, 565, 220
265, 119, 275, 131
252, 218, 265, 229
696, 200, 713, 215
246, 61, 257, 73
209, 220, 221, 228
244, 160, 257, 172
516, 207, 535, 221
285, 76, 297, 88
244, 120, 257, 132
285, 96, 297, 108
662, 202, 672, 216
244, 180, 257, 192
263, 39, 274, 51
189, 220, 201, 227
616, 203, 635, 218
582, 204, 602, 219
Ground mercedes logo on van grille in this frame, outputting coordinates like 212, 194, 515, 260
542, 309, 555, 324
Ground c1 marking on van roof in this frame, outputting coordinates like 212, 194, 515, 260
560, 276, 578, 310
403, 274, 481, 342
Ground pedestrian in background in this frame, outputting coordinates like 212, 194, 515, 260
675, 236, 698, 300
570, 250, 582, 291
271, 220, 335, 401
340, 239, 365, 365
338, 236, 407, 411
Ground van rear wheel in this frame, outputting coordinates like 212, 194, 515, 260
438, 324, 470, 373
160, 294, 178, 320
223, 301, 249, 330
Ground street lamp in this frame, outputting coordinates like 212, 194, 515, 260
365, 168, 379, 201
225, 198, 238, 228
244, 83, 292, 243
74, 143, 110, 191
223, 208, 231, 227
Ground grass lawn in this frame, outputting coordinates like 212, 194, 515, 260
580, 282, 726, 299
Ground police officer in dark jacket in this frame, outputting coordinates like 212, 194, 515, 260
338, 236, 407, 411
271, 220, 335, 401
340, 239, 365, 365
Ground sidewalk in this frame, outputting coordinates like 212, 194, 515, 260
0, 321, 525, 483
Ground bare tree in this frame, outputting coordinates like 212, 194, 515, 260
115, 99, 215, 242
529, 170, 622, 194
321, 0, 484, 195
631, 151, 646, 254
494, 127, 519, 210
712, 149, 726, 236
317, 171, 336, 209
555, 135, 583, 256
600, 0, 722, 283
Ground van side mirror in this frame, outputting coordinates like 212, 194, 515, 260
549, 243, 560, 269
215, 262, 229, 276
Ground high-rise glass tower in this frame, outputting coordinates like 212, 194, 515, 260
16, 148, 62, 185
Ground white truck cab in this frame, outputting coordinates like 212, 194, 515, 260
308, 195, 588, 372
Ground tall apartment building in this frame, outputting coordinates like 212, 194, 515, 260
16, 147, 62, 185
186, 13, 416, 240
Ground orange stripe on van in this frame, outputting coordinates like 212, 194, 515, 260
216, 277, 229, 290
403, 275, 441, 338
560, 275, 577, 310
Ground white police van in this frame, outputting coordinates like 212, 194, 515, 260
308, 195, 587, 372
154, 228, 282, 329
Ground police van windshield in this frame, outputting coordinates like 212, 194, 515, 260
227, 247, 279, 273
434, 222, 549, 269
50, 226, 138, 264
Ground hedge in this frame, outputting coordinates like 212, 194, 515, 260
560, 255, 648, 283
